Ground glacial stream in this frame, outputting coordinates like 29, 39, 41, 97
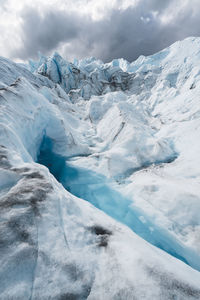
37, 135, 200, 272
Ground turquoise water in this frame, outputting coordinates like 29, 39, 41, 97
37, 135, 200, 271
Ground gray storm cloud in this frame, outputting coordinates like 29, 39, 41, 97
12, 0, 200, 62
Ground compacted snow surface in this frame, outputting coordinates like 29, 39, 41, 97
1, 37, 200, 299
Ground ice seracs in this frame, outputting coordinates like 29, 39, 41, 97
1, 37, 200, 299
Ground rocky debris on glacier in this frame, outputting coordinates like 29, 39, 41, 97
1, 37, 200, 299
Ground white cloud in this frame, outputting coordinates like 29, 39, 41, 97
0, 0, 200, 62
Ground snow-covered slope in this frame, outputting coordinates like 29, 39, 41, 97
1, 37, 200, 299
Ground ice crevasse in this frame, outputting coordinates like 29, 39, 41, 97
1, 37, 200, 299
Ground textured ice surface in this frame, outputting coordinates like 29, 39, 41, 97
1, 37, 200, 299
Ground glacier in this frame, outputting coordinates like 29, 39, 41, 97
1, 37, 200, 299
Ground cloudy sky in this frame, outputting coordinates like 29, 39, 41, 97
0, 0, 200, 63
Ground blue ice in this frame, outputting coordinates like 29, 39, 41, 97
37, 135, 200, 272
